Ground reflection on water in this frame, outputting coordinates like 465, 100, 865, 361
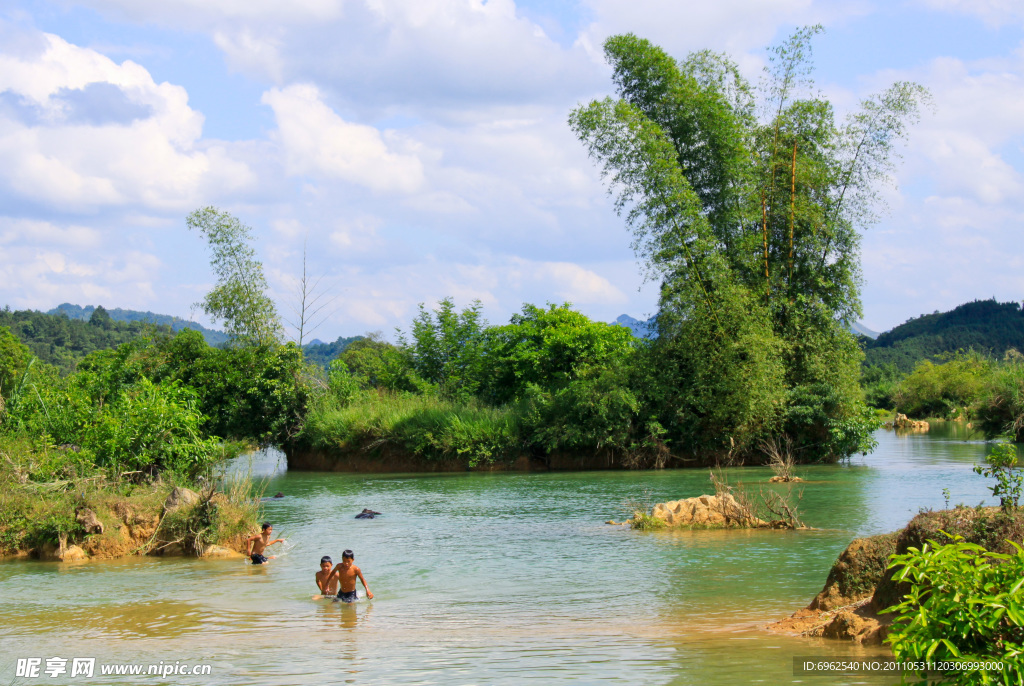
0, 427, 1001, 684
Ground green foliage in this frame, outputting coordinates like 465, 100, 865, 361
337, 334, 427, 393
302, 334, 363, 369
401, 298, 486, 401
299, 390, 520, 467
975, 442, 1024, 513
51, 302, 231, 346
862, 362, 904, 409
521, 362, 661, 461
480, 303, 636, 404
865, 299, 1024, 372
568, 29, 924, 462
895, 352, 991, 419
0, 306, 172, 374
327, 359, 361, 405
884, 537, 1024, 685
0, 325, 31, 399
647, 282, 788, 459
978, 356, 1024, 442
187, 207, 282, 347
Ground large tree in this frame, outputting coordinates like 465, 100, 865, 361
570, 28, 928, 461
187, 207, 283, 347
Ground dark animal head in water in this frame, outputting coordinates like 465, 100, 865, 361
355, 508, 382, 519
273, 493, 284, 498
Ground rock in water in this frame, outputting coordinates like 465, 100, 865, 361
76, 507, 104, 534
650, 494, 765, 528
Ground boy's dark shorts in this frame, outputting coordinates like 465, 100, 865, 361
337, 590, 357, 603
250, 553, 268, 564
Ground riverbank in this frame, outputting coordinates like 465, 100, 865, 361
769, 505, 1024, 644
0, 439, 261, 561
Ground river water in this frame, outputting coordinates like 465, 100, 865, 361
0, 424, 1003, 685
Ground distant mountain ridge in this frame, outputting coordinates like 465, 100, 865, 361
613, 314, 657, 339
863, 299, 1024, 371
50, 303, 230, 346
613, 313, 878, 341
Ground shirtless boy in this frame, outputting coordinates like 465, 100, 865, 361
329, 549, 374, 602
246, 523, 283, 564
314, 556, 339, 597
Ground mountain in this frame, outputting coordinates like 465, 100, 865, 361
863, 299, 1024, 371
49, 303, 230, 347
303, 335, 363, 368
850, 321, 879, 339
1, 306, 175, 372
613, 313, 878, 342
612, 314, 657, 339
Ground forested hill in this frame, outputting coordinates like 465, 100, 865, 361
302, 335, 363, 368
50, 303, 230, 346
1, 306, 174, 373
863, 299, 1024, 371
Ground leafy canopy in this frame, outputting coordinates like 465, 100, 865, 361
187, 207, 282, 347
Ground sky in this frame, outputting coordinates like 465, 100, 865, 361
1, 0, 1023, 341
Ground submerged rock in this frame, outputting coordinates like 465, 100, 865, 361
885, 413, 929, 431
60, 545, 87, 562
203, 544, 243, 559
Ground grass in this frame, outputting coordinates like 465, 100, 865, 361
300, 390, 524, 467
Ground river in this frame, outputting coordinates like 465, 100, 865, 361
0, 423, 1001, 684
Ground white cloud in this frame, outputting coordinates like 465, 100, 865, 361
914, 0, 1024, 27
0, 31, 256, 212
263, 84, 424, 193
0, 218, 101, 248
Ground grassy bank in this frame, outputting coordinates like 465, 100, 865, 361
298, 391, 523, 468
0, 436, 263, 559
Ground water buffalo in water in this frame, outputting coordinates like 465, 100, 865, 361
355, 509, 382, 519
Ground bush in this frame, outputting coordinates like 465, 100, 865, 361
977, 360, 1024, 441
298, 390, 521, 467
895, 352, 991, 420
884, 537, 1024, 685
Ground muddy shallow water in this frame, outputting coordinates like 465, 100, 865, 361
0, 423, 1000, 684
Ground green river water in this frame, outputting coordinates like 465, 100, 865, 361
0, 424, 1005, 685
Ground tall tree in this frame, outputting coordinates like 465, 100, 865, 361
569, 29, 928, 460
187, 207, 283, 347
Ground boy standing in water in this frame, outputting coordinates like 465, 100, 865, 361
329, 550, 374, 602
246, 523, 284, 564
314, 556, 338, 597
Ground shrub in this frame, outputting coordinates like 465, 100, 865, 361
884, 537, 1024, 685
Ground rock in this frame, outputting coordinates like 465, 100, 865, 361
809, 533, 899, 611
203, 545, 243, 559
163, 487, 200, 513
76, 507, 104, 534
819, 610, 886, 645
650, 493, 765, 528
60, 545, 87, 562
887, 413, 929, 431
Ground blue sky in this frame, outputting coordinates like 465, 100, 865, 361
1, 0, 1023, 340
